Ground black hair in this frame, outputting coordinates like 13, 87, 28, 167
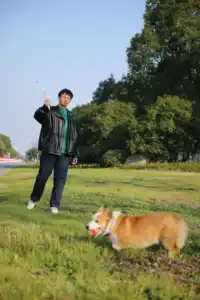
58, 88, 73, 99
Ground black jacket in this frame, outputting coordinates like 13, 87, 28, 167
34, 105, 78, 158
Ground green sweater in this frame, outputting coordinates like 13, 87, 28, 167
59, 107, 78, 161
59, 107, 68, 154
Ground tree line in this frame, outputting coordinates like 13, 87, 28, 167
72, 0, 200, 166
0, 134, 21, 158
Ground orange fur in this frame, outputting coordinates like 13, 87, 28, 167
91, 209, 188, 257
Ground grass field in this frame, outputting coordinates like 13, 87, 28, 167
0, 168, 200, 300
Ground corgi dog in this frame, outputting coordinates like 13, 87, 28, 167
86, 207, 188, 258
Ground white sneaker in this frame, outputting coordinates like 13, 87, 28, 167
27, 199, 35, 210
51, 207, 59, 214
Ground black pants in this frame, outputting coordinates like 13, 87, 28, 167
30, 153, 69, 208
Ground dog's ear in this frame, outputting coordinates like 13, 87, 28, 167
107, 208, 112, 219
97, 207, 104, 213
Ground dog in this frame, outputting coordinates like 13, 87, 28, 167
86, 207, 188, 258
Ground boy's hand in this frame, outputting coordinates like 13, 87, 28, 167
44, 99, 50, 108
72, 158, 78, 165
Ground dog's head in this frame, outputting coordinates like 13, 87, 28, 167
86, 207, 112, 238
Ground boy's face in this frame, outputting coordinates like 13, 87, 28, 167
59, 93, 71, 107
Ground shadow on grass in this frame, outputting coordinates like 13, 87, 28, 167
65, 233, 200, 290
150, 203, 200, 219
61, 204, 98, 213
63, 199, 200, 221
90, 178, 200, 192
102, 242, 200, 290
0, 194, 9, 203
15, 164, 39, 169
70, 231, 200, 260
62, 233, 166, 255
92, 235, 113, 249
59, 233, 114, 253
184, 232, 200, 256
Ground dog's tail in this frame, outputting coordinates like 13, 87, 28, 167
176, 219, 188, 249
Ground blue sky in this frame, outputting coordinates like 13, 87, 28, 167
0, 0, 146, 154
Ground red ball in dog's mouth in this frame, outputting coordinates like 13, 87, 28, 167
89, 229, 97, 238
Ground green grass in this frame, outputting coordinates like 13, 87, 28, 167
0, 168, 200, 300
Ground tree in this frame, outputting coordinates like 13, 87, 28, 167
73, 101, 136, 164
25, 147, 39, 161
73, 103, 101, 163
0, 133, 19, 157
145, 0, 200, 110
10, 148, 22, 159
90, 101, 136, 154
125, 0, 200, 112
0, 140, 6, 157
128, 96, 193, 161
0, 134, 12, 154
92, 74, 118, 104
126, 25, 161, 105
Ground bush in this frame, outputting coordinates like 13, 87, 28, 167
101, 149, 128, 167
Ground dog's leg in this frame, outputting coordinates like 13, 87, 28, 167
112, 244, 121, 251
168, 248, 180, 260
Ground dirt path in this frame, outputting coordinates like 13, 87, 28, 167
0, 168, 10, 177
0, 162, 23, 177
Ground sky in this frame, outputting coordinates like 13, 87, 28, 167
0, 0, 146, 155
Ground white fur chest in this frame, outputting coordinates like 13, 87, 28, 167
105, 211, 121, 233
108, 233, 118, 244
105, 211, 121, 247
